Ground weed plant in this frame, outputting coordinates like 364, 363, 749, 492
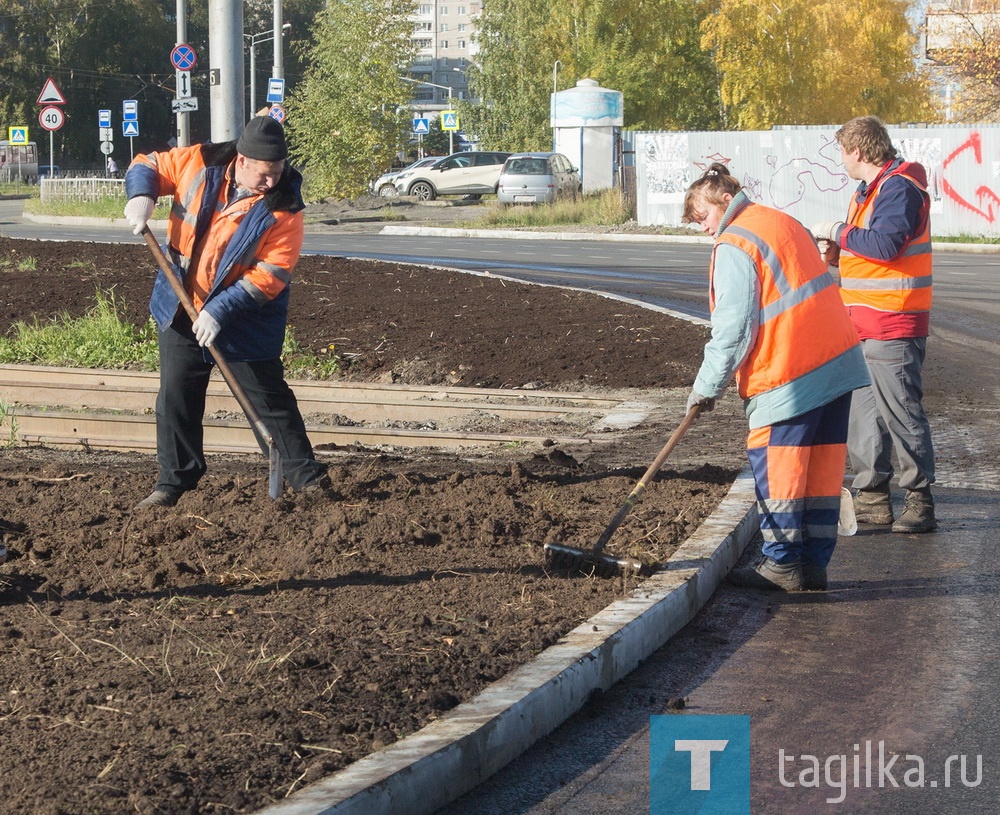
469, 188, 632, 229
0, 288, 341, 379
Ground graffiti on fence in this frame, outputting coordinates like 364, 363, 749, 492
940, 131, 1000, 223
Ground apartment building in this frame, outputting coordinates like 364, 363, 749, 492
408, 0, 480, 113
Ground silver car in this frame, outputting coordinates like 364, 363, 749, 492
369, 157, 438, 197
496, 152, 581, 204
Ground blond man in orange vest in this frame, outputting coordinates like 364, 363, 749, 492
812, 116, 936, 534
683, 164, 869, 591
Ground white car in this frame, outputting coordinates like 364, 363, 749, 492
394, 151, 512, 201
369, 157, 438, 197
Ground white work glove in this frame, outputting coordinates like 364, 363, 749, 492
686, 390, 716, 414
811, 221, 845, 242
124, 196, 155, 235
192, 310, 221, 347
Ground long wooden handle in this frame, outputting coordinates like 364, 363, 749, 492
140, 228, 274, 447
590, 404, 702, 555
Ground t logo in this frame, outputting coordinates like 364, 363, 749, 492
651, 716, 750, 814
675, 739, 729, 790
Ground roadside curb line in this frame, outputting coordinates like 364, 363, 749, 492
378, 224, 1000, 252
256, 469, 758, 815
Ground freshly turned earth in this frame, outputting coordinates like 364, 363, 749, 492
0, 236, 744, 814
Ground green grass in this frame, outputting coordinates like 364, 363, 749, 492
0, 287, 342, 379
466, 188, 633, 229
0, 289, 160, 369
23, 196, 171, 220
0, 399, 18, 448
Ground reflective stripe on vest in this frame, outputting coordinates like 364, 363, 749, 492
712, 204, 861, 399
840, 168, 932, 314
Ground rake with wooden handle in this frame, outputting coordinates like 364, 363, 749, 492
544, 404, 702, 577
140, 227, 283, 499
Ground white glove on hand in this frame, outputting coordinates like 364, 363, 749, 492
811, 221, 845, 242
192, 311, 221, 347
124, 196, 155, 235
686, 390, 716, 414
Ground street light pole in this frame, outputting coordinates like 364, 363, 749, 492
552, 60, 562, 151
245, 24, 290, 113
399, 76, 455, 154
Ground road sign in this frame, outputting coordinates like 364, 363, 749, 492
441, 111, 459, 131
37, 77, 67, 106
100, 141, 114, 155
39, 106, 65, 131
412, 117, 430, 135
171, 97, 199, 113
266, 78, 285, 104
267, 104, 286, 124
99, 109, 112, 127
100, 127, 114, 141
176, 70, 192, 99
8, 127, 28, 144
123, 100, 138, 121
122, 120, 139, 138
170, 43, 198, 71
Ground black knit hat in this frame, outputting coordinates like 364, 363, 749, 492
236, 116, 288, 161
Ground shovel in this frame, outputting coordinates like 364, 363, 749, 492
140, 227, 284, 499
544, 404, 702, 578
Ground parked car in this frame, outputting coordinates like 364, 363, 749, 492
369, 157, 438, 197
496, 152, 581, 205
36, 164, 61, 180
395, 150, 512, 201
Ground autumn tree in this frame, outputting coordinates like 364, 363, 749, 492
702, 0, 939, 129
286, 0, 417, 199
928, 0, 1000, 121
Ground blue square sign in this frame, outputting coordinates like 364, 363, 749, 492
650, 715, 750, 815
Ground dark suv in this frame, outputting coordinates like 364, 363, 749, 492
394, 151, 512, 200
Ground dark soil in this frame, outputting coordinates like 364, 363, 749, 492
0, 237, 741, 814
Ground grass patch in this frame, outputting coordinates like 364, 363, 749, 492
0, 399, 18, 448
467, 188, 633, 229
0, 289, 160, 370
24, 196, 171, 220
0, 288, 342, 379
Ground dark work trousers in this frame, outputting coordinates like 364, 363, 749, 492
153, 313, 326, 496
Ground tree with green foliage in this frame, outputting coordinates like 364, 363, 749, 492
701, 0, 938, 129
0, 0, 176, 166
550, 0, 723, 131
465, 0, 557, 152
286, 0, 417, 199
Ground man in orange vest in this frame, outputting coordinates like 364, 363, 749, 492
123, 116, 331, 508
684, 163, 869, 591
812, 116, 936, 534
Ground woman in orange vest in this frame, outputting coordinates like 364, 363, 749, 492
683, 164, 869, 591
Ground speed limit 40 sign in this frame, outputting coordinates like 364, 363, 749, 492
39, 106, 65, 131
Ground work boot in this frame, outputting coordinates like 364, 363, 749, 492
728, 557, 804, 592
135, 489, 180, 509
853, 486, 893, 524
892, 488, 937, 533
802, 564, 828, 591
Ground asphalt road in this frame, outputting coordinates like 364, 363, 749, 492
3, 199, 999, 813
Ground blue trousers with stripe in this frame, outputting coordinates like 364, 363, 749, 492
746, 392, 852, 568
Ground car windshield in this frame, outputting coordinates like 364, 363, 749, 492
506, 158, 548, 175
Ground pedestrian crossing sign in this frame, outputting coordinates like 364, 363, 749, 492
441, 111, 459, 131
8, 127, 29, 144
412, 117, 429, 135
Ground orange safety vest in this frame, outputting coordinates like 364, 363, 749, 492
712, 203, 860, 400
839, 167, 932, 315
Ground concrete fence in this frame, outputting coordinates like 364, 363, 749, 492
625, 124, 1000, 238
